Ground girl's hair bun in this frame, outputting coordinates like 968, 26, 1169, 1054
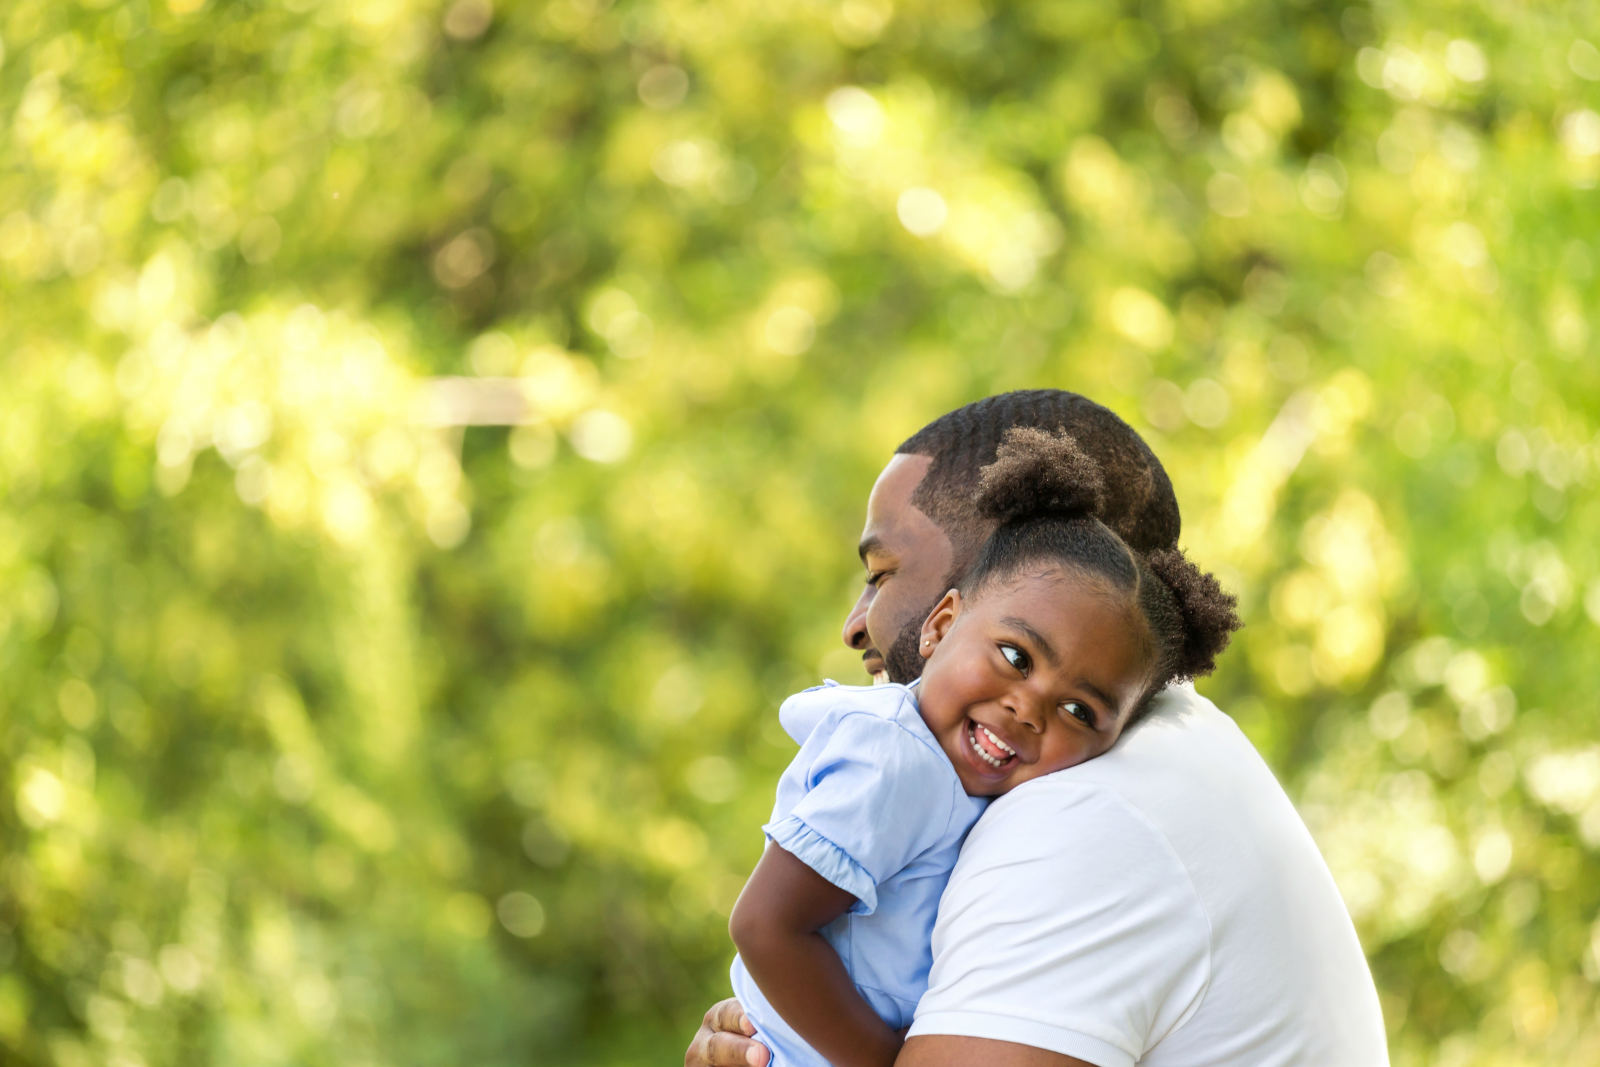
976, 427, 1105, 525
1144, 547, 1240, 679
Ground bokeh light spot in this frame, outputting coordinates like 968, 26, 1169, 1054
569, 409, 633, 463
1108, 287, 1173, 350
638, 65, 689, 110
825, 86, 885, 146
497, 892, 547, 938
443, 0, 494, 41
896, 187, 948, 237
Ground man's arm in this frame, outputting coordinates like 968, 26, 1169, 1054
897, 1036, 1093, 1066
684, 1007, 1101, 1067
728, 844, 903, 1067
686, 1008, 1095, 1067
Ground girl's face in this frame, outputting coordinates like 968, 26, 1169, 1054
915, 566, 1153, 797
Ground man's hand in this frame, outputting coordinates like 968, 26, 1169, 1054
685, 998, 769, 1067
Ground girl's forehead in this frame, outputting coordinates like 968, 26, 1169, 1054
970, 565, 1150, 648
973, 562, 1120, 604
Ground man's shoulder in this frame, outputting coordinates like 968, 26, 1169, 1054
1009, 684, 1260, 795
968, 684, 1296, 862
1118, 681, 1244, 747
929, 688, 1387, 1065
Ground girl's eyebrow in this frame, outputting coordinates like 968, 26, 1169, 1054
1001, 616, 1058, 665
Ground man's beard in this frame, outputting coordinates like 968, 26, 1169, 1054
884, 614, 931, 684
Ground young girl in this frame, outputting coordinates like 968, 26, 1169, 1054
726, 429, 1241, 1067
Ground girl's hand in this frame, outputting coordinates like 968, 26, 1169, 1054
685, 998, 769, 1067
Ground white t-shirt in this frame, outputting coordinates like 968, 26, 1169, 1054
908, 684, 1389, 1067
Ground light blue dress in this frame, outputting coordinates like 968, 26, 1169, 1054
730, 680, 988, 1066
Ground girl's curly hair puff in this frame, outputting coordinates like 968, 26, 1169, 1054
1144, 548, 1239, 682
976, 426, 1106, 525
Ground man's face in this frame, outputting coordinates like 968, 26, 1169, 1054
841, 454, 957, 684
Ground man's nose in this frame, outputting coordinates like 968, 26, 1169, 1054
842, 587, 871, 650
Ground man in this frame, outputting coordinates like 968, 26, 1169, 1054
688, 391, 1388, 1067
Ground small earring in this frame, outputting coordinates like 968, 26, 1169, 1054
923, 638, 930, 646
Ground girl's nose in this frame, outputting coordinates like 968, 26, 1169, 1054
1008, 691, 1047, 733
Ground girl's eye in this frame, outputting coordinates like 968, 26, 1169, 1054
999, 644, 1030, 675
864, 571, 886, 588
1061, 701, 1094, 727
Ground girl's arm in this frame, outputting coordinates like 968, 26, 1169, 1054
729, 844, 904, 1067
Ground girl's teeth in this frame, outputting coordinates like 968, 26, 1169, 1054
979, 725, 1015, 756
969, 723, 1013, 768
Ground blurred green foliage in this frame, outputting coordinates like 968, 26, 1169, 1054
2, 0, 1598, 1064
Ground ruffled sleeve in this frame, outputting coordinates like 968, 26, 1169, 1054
763, 707, 956, 916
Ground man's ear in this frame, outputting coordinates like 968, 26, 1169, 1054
919, 590, 962, 659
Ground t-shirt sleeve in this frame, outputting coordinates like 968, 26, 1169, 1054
908, 784, 1211, 1067
764, 709, 955, 916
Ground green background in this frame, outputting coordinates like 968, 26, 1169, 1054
3, 0, 1597, 1063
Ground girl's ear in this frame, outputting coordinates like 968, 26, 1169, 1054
919, 589, 962, 659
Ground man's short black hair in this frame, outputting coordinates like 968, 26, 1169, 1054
895, 389, 1181, 574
